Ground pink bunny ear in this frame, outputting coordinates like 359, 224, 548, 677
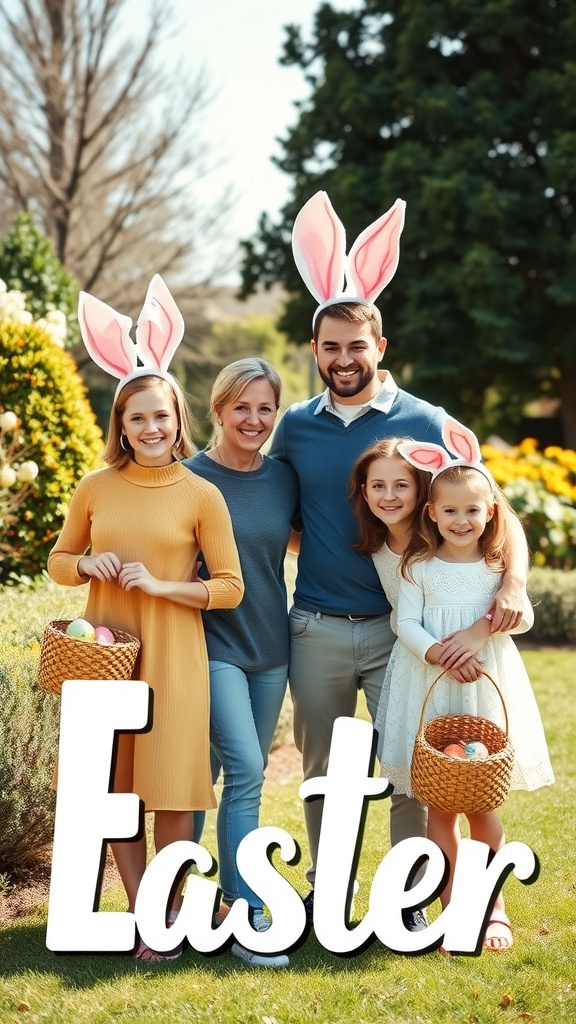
292, 191, 346, 304
442, 417, 482, 464
78, 292, 136, 379
345, 199, 406, 302
135, 274, 184, 372
397, 440, 452, 473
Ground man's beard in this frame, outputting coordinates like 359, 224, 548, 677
317, 363, 375, 399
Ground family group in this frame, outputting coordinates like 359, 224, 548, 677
48, 192, 554, 965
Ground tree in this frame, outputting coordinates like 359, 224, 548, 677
240, 0, 576, 445
0, 0, 229, 310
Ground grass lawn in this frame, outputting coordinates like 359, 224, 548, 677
0, 645, 574, 1023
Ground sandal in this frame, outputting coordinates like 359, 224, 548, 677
133, 937, 182, 961
133, 909, 183, 961
483, 916, 513, 952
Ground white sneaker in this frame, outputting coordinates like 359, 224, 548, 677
230, 943, 289, 968
231, 909, 289, 968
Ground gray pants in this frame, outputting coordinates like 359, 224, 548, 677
289, 606, 427, 885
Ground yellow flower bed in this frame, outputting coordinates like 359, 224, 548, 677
481, 439, 576, 569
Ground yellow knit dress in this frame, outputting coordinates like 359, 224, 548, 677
48, 459, 243, 811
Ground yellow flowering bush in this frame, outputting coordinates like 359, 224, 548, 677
0, 319, 103, 583
481, 438, 576, 569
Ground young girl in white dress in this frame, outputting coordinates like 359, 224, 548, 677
376, 420, 554, 952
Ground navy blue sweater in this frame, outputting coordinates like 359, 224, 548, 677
269, 389, 446, 615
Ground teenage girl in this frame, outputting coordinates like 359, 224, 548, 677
377, 421, 554, 951
48, 278, 243, 961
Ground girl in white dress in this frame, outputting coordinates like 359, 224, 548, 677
378, 420, 554, 952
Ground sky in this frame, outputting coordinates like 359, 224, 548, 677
136, 0, 363, 283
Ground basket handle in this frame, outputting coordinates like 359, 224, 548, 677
416, 669, 509, 739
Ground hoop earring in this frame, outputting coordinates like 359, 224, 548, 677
217, 419, 222, 427
120, 434, 130, 451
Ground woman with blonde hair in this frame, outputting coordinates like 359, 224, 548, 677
185, 356, 300, 969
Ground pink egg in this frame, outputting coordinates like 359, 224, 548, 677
443, 741, 466, 758
95, 626, 115, 645
66, 618, 96, 642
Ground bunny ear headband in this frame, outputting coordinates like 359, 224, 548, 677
78, 274, 185, 401
292, 191, 406, 329
398, 417, 496, 493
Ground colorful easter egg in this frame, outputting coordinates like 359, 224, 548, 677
443, 741, 466, 758
464, 740, 489, 760
95, 625, 115, 645
66, 618, 96, 642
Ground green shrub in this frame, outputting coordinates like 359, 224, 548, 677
0, 638, 59, 877
0, 580, 86, 877
0, 320, 103, 582
528, 566, 576, 645
0, 212, 78, 346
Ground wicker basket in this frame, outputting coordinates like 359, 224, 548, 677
410, 670, 514, 814
38, 619, 140, 696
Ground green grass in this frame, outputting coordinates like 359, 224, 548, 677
0, 648, 574, 1022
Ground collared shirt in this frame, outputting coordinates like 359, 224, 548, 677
313, 370, 399, 422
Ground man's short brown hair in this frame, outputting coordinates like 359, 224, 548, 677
313, 301, 383, 343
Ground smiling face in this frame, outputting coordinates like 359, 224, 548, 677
216, 377, 278, 457
121, 384, 179, 467
363, 456, 420, 532
427, 474, 495, 558
312, 315, 387, 405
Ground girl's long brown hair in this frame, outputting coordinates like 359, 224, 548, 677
401, 466, 511, 578
350, 438, 430, 553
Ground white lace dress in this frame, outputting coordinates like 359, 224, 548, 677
373, 555, 555, 797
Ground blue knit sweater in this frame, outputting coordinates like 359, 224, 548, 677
185, 451, 299, 672
269, 389, 446, 615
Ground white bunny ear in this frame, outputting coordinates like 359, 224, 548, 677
442, 417, 482, 464
292, 191, 347, 304
78, 292, 136, 379
345, 199, 406, 302
397, 440, 452, 474
135, 274, 184, 372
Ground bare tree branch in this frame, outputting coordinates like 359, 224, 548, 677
0, 0, 231, 305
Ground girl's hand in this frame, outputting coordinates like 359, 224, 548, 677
449, 656, 485, 684
78, 552, 122, 582
118, 561, 162, 596
439, 619, 491, 669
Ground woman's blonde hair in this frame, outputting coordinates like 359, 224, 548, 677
208, 357, 282, 446
349, 437, 430, 553
401, 466, 511, 578
102, 374, 196, 469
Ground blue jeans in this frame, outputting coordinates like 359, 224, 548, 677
202, 660, 288, 910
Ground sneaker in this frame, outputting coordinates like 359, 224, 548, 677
303, 890, 315, 924
403, 908, 428, 932
230, 942, 289, 968
230, 908, 290, 968
303, 881, 359, 925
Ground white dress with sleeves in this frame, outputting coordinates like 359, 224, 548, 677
374, 556, 555, 798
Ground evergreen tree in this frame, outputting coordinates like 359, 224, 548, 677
241, 0, 576, 443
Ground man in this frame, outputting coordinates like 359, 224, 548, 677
270, 193, 528, 928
